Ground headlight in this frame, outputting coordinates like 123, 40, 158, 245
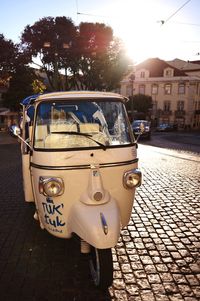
123, 169, 142, 189
39, 177, 64, 197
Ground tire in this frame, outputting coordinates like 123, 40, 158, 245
89, 247, 113, 290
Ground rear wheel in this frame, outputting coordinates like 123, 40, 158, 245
89, 247, 113, 290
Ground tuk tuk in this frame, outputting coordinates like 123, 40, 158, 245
11, 91, 142, 289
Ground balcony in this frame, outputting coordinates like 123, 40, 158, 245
175, 110, 185, 118
158, 110, 172, 117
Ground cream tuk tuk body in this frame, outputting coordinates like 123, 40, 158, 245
18, 91, 141, 289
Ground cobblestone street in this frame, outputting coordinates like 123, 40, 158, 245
0, 133, 199, 301
110, 144, 200, 301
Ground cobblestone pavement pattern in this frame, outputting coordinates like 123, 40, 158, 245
0, 133, 199, 301
110, 144, 200, 301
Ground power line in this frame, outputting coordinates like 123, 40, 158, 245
76, 0, 108, 19
77, 12, 108, 18
159, 0, 192, 25
171, 21, 200, 27
181, 40, 200, 43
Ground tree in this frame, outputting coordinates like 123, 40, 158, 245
21, 16, 77, 91
0, 34, 17, 82
126, 94, 153, 120
0, 34, 39, 110
20, 17, 130, 91
102, 38, 131, 91
74, 23, 130, 90
73, 22, 112, 90
3, 65, 38, 110
132, 94, 153, 113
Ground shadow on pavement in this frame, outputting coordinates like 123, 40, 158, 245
138, 131, 200, 154
0, 144, 111, 301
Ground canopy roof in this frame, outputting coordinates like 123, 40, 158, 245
21, 91, 126, 106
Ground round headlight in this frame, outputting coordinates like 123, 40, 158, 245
39, 177, 64, 197
123, 169, 142, 189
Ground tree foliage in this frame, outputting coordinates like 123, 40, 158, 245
0, 34, 17, 80
2, 65, 38, 110
32, 79, 47, 94
1, 16, 131, 109
0, 34, 40, 109
20, 17, 130, 91
75, 23, 130, 91
21, 16, 77, 91
126, 94, 153, 113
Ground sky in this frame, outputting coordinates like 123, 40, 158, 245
0, 0, 200, 64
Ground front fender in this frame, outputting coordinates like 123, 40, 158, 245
68, 199, 121, 249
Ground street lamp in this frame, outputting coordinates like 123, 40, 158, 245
129, 73, 135, 122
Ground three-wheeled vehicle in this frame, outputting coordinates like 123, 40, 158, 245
12, 91, 142, 289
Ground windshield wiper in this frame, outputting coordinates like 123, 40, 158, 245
51, 131, 107, 150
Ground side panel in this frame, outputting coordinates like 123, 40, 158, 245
22, 154, 34, 202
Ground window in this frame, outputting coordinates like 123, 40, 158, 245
177, 101, 184, 111
140, 71, 145, 78
163, 101, 171, 112
164, 84, 172, 95
126, 85, 132, 96
178, 83, 185, 94
196, 83, 200, 95
151, 84, 158, 95
164, 68, 174, 77
166, 70, 171, 76
139, 84, 145, 94
152, 101, 157, 112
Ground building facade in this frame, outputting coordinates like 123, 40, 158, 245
120, 58, 200, 130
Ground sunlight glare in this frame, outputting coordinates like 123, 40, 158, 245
106, 0, 188, 63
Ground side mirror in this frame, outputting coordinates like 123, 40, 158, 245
10, 125, 33, 151
10, 125, 21, 137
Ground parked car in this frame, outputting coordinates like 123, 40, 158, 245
156, 123, 177, 132
132, 120, 151, 139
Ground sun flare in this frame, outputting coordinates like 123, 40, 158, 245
105, 0, 186, 63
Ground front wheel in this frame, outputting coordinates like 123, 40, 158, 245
89, 247, 113, 290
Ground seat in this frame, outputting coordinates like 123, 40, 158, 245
34, 125, 48, 147
50, 123, 77, 133
79, 123, 99, 134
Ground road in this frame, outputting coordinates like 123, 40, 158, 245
141, 131, 200, 154
0, 132, 199, 301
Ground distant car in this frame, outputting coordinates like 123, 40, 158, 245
156, 123, 177, 132
132, 120, 151, 139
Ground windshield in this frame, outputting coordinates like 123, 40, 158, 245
34, 99, 133, 150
